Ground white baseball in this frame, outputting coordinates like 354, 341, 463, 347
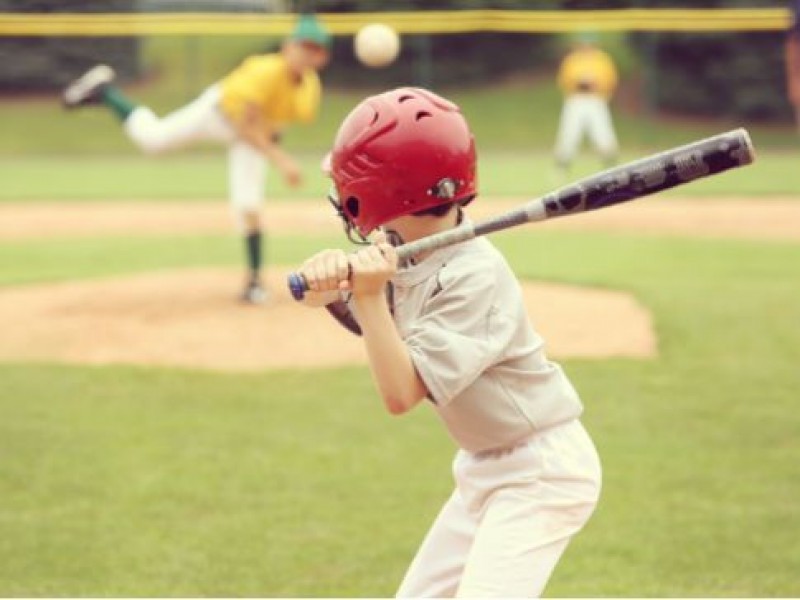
354, 23, 400, 68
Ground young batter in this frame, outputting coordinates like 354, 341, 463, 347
62, 14, 330, 304
298, 88, 602, 597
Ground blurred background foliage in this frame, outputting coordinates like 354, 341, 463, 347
0, 0, 143, 90
0, 0, 792, 120
1, 0, 797, 185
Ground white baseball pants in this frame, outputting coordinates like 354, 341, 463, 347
554, 94, 618, 166
123, 84, 267, 215
396, 419, 601, 598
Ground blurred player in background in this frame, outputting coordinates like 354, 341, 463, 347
553, 33, 619, 180
298, 87, 602, 597
785, 0, 800, 133
62, 13, 331, 304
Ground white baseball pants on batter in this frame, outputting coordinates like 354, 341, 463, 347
123, 84, 267, 216
554, 94, 618, 166
396, 420, 601, 598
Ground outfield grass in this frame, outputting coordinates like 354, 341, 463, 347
2, 79, 796, 156
0, 228, 799, 596
0, 233, 346, 287
1, 145, 798, 202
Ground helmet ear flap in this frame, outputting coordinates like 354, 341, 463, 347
327, 189, 369, 245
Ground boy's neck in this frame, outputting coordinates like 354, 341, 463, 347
385, 207, 462, 263
395, 207, 460, 242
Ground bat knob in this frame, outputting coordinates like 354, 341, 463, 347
287, 272, 308, 301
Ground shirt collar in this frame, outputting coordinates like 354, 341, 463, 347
392, 220, 473, 289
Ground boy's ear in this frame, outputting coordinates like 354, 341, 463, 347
321, 152, 332, 175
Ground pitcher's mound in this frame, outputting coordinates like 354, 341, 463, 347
0, 268, 656, 371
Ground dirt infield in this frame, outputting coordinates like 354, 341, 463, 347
1, 196, 796, 371
2, 197, 800, 241
0, 267, 655, 371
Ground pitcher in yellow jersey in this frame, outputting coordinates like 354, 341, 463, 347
63, 13, 331, 304
553, 34, 619, 179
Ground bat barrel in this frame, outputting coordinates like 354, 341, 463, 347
541, 128, 755, 219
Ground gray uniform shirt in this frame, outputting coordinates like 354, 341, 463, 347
388, 236, 583, 454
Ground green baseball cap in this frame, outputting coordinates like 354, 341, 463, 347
574, 31, 599, 45
291, 13, 331, 49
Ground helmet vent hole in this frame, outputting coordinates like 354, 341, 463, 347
369, 109, 379, 126
415, 111, 432, 121
345, 197, 360, 218
398, 94, 415, 103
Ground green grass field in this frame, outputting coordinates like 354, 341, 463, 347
2, 146, 800, 202
1, 228, 799, 596
1, 33, 800, 597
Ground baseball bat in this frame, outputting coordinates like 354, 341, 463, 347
288, 128, 755, 301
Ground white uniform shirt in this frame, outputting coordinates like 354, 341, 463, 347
388, 236, 583, 454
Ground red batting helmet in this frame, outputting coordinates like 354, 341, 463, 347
329, 87, 477, 236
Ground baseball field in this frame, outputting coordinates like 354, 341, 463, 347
1, 35, 800, 597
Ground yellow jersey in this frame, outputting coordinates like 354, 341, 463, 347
557, 47, 618, 100
219, 53, 321, 131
